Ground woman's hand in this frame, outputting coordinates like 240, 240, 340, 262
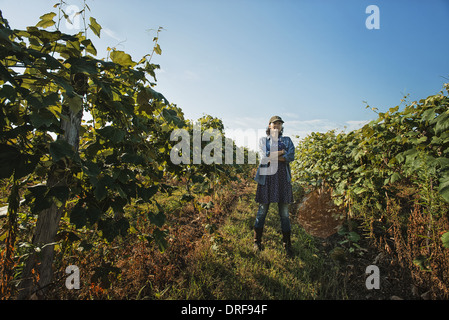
269, 150, 283, 157
268, 150, 286, 161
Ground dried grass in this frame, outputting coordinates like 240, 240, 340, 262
297, 186, 345, 238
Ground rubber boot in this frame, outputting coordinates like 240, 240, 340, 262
253, 227, 263, 252
282, 231, 293, 257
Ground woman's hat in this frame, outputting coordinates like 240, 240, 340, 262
269, 115, 284, 124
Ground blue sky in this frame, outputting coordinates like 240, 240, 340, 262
1, 0, 449, 145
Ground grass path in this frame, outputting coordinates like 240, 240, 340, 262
174, 186, 345, 300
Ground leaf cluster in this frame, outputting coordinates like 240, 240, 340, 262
292, 84, 449, 216
0, 6, 254, 258
0, 8, 183, 248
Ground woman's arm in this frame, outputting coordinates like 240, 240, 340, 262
258, 137, 270, 165
268, 150, 286, 161
278, 150, 286, 162
281, 137, 295, 162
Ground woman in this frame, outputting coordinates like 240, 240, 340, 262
254, 115, 295, 256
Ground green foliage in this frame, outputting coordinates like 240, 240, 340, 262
442, 231, 449, 249
168, 114, 254, 215
290, 86, 449, 297
0, 3, 256, 297
89, 17, 101, 37
337, 221, 363, 254
0, 5, 187, 251
36, 12, 57, 29
292, 85, 449, 218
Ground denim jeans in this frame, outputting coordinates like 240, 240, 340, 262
254, 202, 291, 232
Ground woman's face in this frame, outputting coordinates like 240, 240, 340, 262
269, 120, 283, 133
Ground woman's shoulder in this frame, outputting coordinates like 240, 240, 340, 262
281, 136, 295, 147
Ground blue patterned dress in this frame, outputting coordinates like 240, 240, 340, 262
255, 139, 294, 204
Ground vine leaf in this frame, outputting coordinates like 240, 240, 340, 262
49, 139, 76, 162
439, 176, 449, 203
89, 17, 102, 37
36, 12, 56, 29
0, 144, 20, 179
441, 232, 449, 249
154, 44, 162, 55
110, 50, 135, 67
